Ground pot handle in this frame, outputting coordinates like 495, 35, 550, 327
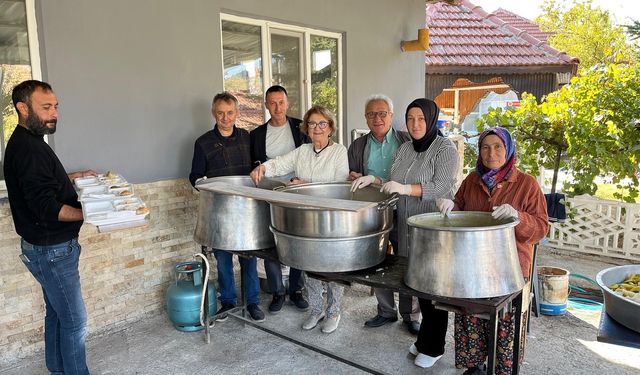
273, 185, 286, 191
377, 193, 399, 211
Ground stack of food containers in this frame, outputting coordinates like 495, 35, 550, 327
75, 172, 149, 231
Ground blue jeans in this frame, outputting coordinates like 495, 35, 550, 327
264, 257, 305, 296
20, 238, 89, 375
213, 250, 260, 306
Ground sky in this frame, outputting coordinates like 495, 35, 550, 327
472, 0, 640, 25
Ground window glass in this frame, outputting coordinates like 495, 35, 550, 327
310, 35, 338, 116
221, 20, 264, 131
1, 0, 32, 168
270, 32, 302, 119
221, 16, 342, 142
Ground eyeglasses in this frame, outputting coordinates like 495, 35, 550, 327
365, 111, 389, 119
307, 121, 330, 129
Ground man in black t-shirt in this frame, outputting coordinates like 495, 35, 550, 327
4, 80, 95, 375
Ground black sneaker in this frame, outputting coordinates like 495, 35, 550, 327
215, 303, 235, 322
364, 314, 398, 327
269, 294, 286, 314
247, 304, 265, 322
289, 291, 309, 311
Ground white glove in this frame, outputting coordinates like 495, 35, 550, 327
436, 198, 454, 216
195, 176, 207, 185
492, 204, 519, 220
380, 181, 412, 196
350, 175, 376, 192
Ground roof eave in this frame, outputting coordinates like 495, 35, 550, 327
426, 63, 578, 75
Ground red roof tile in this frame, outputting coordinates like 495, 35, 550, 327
425, 0, 578, 68
230, 91, 264, 131
493, 8, 554, 43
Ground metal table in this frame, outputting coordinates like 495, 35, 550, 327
203, 248, 525, 375
597, 309, 640, 349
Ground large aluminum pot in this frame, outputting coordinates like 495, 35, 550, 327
270, 226, 391, 272
194, 176, 284, 250
270, 182, 398, 237
596, 264, 640, 333
405, 212, 524, 298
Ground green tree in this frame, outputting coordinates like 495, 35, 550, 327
310, 36, 338, 115
627, 20, 640, 40
536, 0, 636, 71
311, 78, 337, 114
2, 64, 32, 147
626, 20, 640, 62
475, 63, 640, 202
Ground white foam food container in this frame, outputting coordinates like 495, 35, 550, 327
99, 173, 126, 185
79, 184, 134, 201
74, 176, 100, 188
82, 197, 149, 226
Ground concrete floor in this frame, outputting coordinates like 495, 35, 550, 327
2, 249, 639, 375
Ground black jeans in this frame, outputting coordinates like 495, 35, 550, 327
264, 256, 305, 296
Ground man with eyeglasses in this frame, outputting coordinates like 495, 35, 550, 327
349, 94, 420, 335
189, 91, 265, 323
250, 85, 310, 314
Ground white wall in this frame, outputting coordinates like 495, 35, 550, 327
37, 0, 425, 182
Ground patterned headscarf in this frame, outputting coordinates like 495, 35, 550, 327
476, 127, 517, 190
405, 98, 443, 153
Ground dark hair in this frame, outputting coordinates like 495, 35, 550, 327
12, 80, 53, 112
265, 85, 288, 100
301, 105, 336, 136
212, 91, 238, 107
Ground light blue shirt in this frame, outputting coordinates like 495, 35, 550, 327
366, 129, 400, 180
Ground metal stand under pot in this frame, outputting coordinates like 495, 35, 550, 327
192, 176, 285, 343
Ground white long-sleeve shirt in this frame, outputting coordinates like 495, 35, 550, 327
264, 143, 349, 183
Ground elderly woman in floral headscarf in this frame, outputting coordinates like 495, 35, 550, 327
436, 127, 548, 375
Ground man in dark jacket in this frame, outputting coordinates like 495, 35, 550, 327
249, 85, 310, 314
189, 91, 265, 323
348, 94, 420, 335
4, 80, 96, 374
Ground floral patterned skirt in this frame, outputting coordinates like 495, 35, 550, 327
454, 281, 530, 375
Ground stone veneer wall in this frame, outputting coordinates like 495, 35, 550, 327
0, 139, 468, 365
0, 178, 201, 365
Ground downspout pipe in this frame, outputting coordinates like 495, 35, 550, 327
401, 28, 429, 51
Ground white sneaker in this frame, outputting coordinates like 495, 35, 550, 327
414, 353, 443, 368
321, 314, 341, 333
409, 344, 418, 356
302, 313, 324, 330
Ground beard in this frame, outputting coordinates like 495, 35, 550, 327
26, 107, 57, 135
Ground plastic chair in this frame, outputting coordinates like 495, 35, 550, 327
529, 244, 540, 322
528, 237, 550, 332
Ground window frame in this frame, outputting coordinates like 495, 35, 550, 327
1, 0, 42, 189
25, 0, 42, 80
220, 13, 343, 144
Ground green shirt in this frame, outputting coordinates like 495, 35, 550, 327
366, 129, 400, 180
